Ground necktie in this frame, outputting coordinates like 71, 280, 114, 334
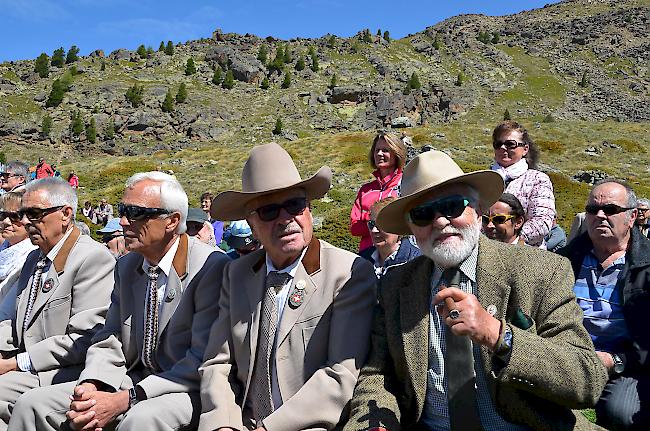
23, 256, 48, 334
143, 265, 161, 370
252, 271, 291, 423
441, 268, 482, 430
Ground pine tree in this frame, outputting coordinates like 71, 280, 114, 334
222, 70, 235, 89
158, 41, 165, 52
455, 71, 465, 87
86, 117, 97, 143
376, 29, 382, 37
492, 32, 500, 44
136, 45, 147, 59
66, 45, 80, 64
46, 79, 66, 107
185, 58, 196, 75
261, 76, 270, 89
283, 44, 292, 63
310, 53, 319, 72
165, 41, 174, 56
281, 70, 291, 89
70, 111, 84, 137
295, 57, 305, 71
432, 34, 442, 50
308, 46, 316, 57
162, 88, 175, 112
327, 35, 337, 48
408, 72, 421, 90
35, 53, 49, 78
176, 83, 188, 103
146, 46, 154, 58
51, 47, 65, 67
579, 71, 589, 88
503, 108, 511, 120
125, 84, 144, 107
104, 119, 115, 139
383, 31, 390, 43
362, 29, 372, 43
329, 73, 337, 89
272, 118, 283, 135
403, 84, 411, 95
41, 115, 53, 137
257, 45, 268, 65
100, 59, 106, 71
268, 47, 285, 73
212, 66, 222, 85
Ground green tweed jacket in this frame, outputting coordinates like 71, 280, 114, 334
345, 236, 608, 431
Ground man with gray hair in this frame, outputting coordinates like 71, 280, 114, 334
10, 171, 229, 431
635, 197, 650, 238
0, 177, 115, 429
560, 179, 650, 430
0, 161, 29, 193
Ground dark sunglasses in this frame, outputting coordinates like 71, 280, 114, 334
408, 195, 472, 227
482, 214, 515, 225
118, 203, 170, 221
252, 197, 307, 222
0, 211, 21, 222
585, 204, 634, 216
637, 207, 649, 214
0, 173, 21, 180
18, 205, 65, 221
367, 220, 378, 230
492, 139, 526, 150
102, 233, 123, 243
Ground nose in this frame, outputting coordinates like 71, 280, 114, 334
430, 212, 451, 230
20, 214, 31, 225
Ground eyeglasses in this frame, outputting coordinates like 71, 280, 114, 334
492, 139, 526, 150
585, 204, 634, 216
637, 207, 649, 214
101, 233, 123, 243
367, 220, 378, 230
0, 173, 21, 181
18, 205, 65, 222
0, 211, 21, 222
118, 203, 170, 221
408, 195, 472, 227
482, 214, 516, 225
251, 197, 307, 222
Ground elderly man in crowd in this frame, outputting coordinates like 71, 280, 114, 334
559, 179, 650, 430
95, 198, 114, 226
0, 161, 29, 193
97, 218, 128, 259
345, 150, 607, 431
199, 143, 376, 431
0, 178, 115, 429
635, 197, 650, 238
9, 172, 229, 431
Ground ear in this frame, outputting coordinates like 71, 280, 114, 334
514, 216, 525, 231
629, 208, 638, 228
62, 206, 74, 223
522, 144, 529, 156
165, 212, 181, 234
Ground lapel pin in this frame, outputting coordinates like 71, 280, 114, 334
295, 280, 306, 290
486, 304, 497, 316
288, 288, 304, 308
165, 288, 177, 302
41, 279, 55, 293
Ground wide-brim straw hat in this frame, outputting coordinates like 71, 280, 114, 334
211, 143, 332, 220
377, 150, 504, 235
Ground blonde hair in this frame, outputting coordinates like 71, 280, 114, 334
0, 191, 23, 211
368, 132, 407, 170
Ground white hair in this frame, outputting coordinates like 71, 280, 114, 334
25, 177, 78, 216
418, 216, 481, 268
125, 171, 188, 234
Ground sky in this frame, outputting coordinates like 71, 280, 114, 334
0, 0, 560, 63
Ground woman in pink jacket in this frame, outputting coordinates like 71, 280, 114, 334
350, 132, 406, 257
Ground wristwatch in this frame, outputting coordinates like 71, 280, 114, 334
610, 353, 625, 374
128, 387, 138, 409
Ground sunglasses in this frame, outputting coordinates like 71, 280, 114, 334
408, 195, 472, 227
0, 173, 21, 181
367, 220, 378, 230
637, 207, 649, 214
102, 233, 123, 243
0, 211, 21, 223
251, 197, 307, 222
118, 203, 170, 221
585, 204, 634, 216
18, 205, 65, 222
482, 214, 516, 225
492, 139, 526, 150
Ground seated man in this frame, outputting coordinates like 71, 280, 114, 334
482, 192, 526, 245
0, 161, 29, 193
635, 197, 650, 238
9, 172, 229, 431
560, 179, 650, 430
345, 150, 607, 431
0, 178, 115, 428
199, 143, 376, 431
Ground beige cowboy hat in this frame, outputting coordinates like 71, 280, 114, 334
211, 143, 332, 220
376, 150, 504, 235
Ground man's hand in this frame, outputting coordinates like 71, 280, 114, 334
67, 385, 129, 431
433, 287, 501, 350
596, 351, 615, 371
0, 357, 18, 375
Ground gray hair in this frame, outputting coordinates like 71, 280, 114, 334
74, 221, 91, 236
3, 160, 29, 180
638, 198, 650, 208
24, 177, 78, 215
125, 171, 188, 234
592, 178, 637, 209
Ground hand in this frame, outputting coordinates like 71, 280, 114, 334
0, 358, 18, 375
596, 351, 615, 371
433, 287, 501, 350
67, 388, 128, 431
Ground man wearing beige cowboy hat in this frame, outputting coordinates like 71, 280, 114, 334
199, 143, 376, 431
345, 150, 608, 431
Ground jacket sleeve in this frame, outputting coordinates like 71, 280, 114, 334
350, 187, 369, 238
520, 172, 556, 247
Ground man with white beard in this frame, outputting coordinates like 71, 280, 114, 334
344, 150, 608, 431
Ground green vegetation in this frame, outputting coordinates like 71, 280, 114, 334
70, 111, 84, 137
257, 45, 268, 64
104, 120, 115, 139
329, 73, 337, 90
579, 70, 589, 88
162, 88, 175, 112
433, 33, 442, 50
222, 70, 235, 89
51, 47, 65, 67
46, 72, 74, 107
612, 138, 646, 153
66, 46, 79, 64
268, 47, 285, 73
406, 72, 421, 93
362, 29, 372, 43
503, 109, 511, 120
176, 83, 188, 103
41, 114, 52, 137
272, 118, 283, 135
212, 66, 222, 85
281, 70, 292, 89
86, 117, 97, 144
125, 84, 144, 108
283, 44, 292, 63
383, 31, 390, 43
185, 58, 197, 75
165, 41, 174, 56
136, 45, 147, 59
34, 53, 49, 78
327, 35, 337, 48
455, 71, 465, 86
261, 76, 270, 90
295, 57, 305, 71
310, 52, 319, 72
158, 41, 165, 52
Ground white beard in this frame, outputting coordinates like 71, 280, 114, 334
418, 218, 481, 268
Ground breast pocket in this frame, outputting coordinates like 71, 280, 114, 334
41, 294, 72, 338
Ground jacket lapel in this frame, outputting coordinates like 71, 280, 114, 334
157, 235, 188, 340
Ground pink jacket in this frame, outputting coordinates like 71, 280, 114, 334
350, 169, 402, 252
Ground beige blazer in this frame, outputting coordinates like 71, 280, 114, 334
199, 238, 376, 431
0, 227, 115, 386
78, 234, 229, 399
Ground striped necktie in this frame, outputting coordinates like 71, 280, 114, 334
142, 265, 161, 370
23, 256, 48, 334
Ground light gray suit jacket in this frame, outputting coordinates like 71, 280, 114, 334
78, 234, 229, 399
199, 237, 377, 431
0, 227, 115, 385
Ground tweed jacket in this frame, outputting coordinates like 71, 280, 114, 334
0, 227, 115, 386
78, 234, 229, 399
199, 237, 377, 431
345, 236, 608, 431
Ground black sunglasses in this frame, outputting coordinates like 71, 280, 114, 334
252, 197, 307, 222
482, 214, 515, 225
408, 195, 472, 227
18, 205, 65, 222
585, 204, 634, 216
0, 211, 21, 222
102, 233, 123, 243
118, 203, 170, 221
492, 139, 526, 150
367, 219, 378, 230
0, 173, 21, 180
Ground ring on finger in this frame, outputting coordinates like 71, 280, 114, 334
449, 309, 461, 320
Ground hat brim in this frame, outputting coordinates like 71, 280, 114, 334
211, 166, 332, 221
376, 170, 504, 235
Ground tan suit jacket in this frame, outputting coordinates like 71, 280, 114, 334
199, 238, 376, 431
78, 235, 229, 399
345, 236, 609, 431
0, 227, 115, 385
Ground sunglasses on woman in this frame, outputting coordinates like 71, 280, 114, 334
0, 211, 21, 222
408, 195, 472, 227
117, 203, 170, 221
251, 197, 307, 222
585, 204, 634, 216
492, 139, 526, 150
481, 214, 515, 225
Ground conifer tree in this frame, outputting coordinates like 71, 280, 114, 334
362, 29, 372, 43
377, 29, 382, 37
383, 31, 390, 42
100, 59, 106, 71
295, 57, 305, 71
329, 73, 337, 89
432, 34, 442, 50
176, 83, 187, 103
491, 32, 500, 44
86, 117, 97, 143
158, 41, 165, 52
222, 70, 235, 89
66, 46, 80, 64
162, 88, 175, 112
46, 79, 66, 107
51, 47, 65, 67
281, 70, 291, 89
257, 45, 268, 65
41, 115, 53, 137
408, 72, 421, 90
327, 35, 336, 48
272, 118, 283, 135
185, 58, 197, 75
125, 84, 144, 107
165, 41, 174, 56
455, 71, 465, 86
146, 46, 154, 58
308, 46, 316, 57
212, 66, 222, 85
35, 53, 49, 78
579, 71, 589, 88
104, 120, 115, 139
261, 76, 270, 90
136, 45, 147, 59
283, 44, 292, 63
310, 53, 319, 72
70, 111, 84, 137
268, 47, 285, 73
503, 108, 511, 120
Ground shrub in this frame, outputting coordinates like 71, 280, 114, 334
176, 83, 187, 103
162, 88, 175, 112
86, 117, 97, 144
383, 31, 390, 42
329, 73, 337, 90
165, 41, 174, 56
327, 35, 337, 48
158, 41, 165, 52
281, 71, 291, 89
104, 120, 115, 139
579, 71, 589, 88
66, 45, 79, 64
70, 111, 84, 137
455, 71, 466, 86
433, 34, 442, 50
272, 118, 283, 135
268, 48, 285, 73
261, 77, 270, 90
362, 29, 372, 43
222, 70, 235, 89
295, 57, 305, 71
283, 44, 292, 63
41, 115, 53, 137
46, 78, 68, 107
503, 108, 511, 120
185, 58, 197, 75
492, 32, 500, 44
310, 53, 319, 72
257, 45, 268, 64
34, 53, 49, 78
542, 114, 555, 123
100, 60, 106, 71
125, 84, 144, 108
51, 47, 65, 67
136, 45, 147, 59
408, 72, 421, 90
477, 31, 491, 44
212, 66, 222, 85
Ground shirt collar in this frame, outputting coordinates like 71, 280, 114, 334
434, 242, 478, 284
142, 236, 180, 277
45, 225, 74, 261
266, 247, 308, 279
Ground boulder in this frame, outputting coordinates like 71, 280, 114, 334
390, 116, 413, 128
126, 111, 158, 131
328, 86, 368, 104
89, 50, 105, 58
205, 46, 265, 84
109, 49, 132, 61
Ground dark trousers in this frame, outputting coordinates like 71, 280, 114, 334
596, 374, 650, 430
